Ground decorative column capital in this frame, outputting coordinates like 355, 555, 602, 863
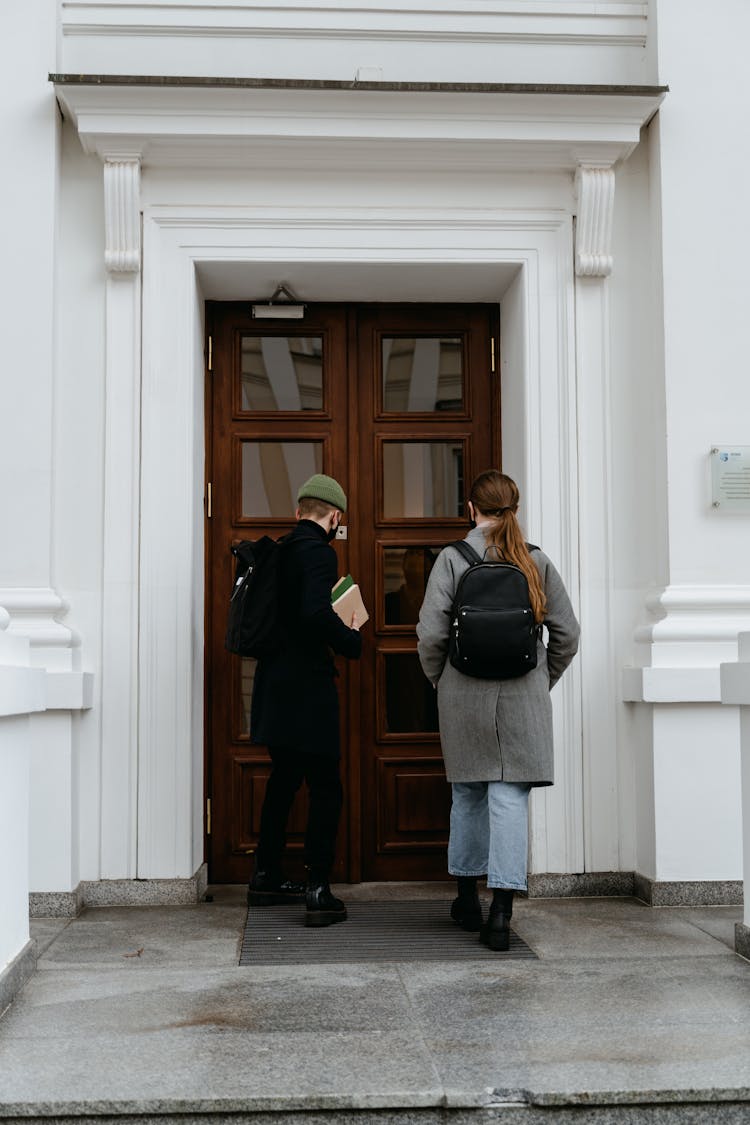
574, 164, 615, 278
104, 157, 141, 273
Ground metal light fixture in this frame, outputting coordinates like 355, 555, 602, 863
251, 283, 306, 320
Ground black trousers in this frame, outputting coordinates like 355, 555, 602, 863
256, 746, 343, 881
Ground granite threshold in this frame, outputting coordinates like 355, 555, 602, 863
29, 864, 208, 917
736, 921, 750, 960
2, 1086, 750, 1124
0, 942, 35, 1021
27, 868, 744, 916
527, 871, 743, 907
633, 873, 743, 908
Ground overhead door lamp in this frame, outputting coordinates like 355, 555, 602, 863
251, 283, 306, 320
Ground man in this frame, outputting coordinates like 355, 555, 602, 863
248, 474, 362, 926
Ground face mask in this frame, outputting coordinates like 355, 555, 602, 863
326, 519, 339, 542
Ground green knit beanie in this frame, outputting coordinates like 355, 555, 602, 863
297, 473, 347, 513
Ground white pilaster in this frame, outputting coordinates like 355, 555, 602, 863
574, 273, 620, 871
138, 222, 201, 878
100, 156, 142, 878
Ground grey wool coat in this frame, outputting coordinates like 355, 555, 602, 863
416, 526, 580, 786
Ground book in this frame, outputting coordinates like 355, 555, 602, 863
331, 574, 369, 627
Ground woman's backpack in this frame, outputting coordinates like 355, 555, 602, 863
447, 540, 541, 680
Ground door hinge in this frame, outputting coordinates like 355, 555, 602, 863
206, 797, 212, 836
490, 337, 496, 374
207, 335, 213, 372
207, 482, 212, 518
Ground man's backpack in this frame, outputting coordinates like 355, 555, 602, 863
447, 540, 541, 680
225, 536, 286, 658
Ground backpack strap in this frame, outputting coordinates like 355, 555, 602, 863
450, 540, 540, 564
447, 540, 484, 567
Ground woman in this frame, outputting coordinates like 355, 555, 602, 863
416, 470, 579, 951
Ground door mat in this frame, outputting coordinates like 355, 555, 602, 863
240, 899, 537, 964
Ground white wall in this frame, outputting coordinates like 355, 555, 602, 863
54, 122, 107, 881
654, 0, 750, 588
621, 0, 750, 883
0, 616, 44, 974
14, 0, 749, 896
0, 719, 31, 969
0, 0, 59, 588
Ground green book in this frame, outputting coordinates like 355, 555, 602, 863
331, 574, 355, 603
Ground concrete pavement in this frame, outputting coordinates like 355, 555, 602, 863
0, 885, 748, 1123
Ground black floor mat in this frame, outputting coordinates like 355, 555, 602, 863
240, 899, 537, 964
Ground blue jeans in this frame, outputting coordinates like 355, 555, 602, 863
448, 780, 531, 891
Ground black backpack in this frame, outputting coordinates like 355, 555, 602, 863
447, 540, 541, 680
225, 536, 286, 658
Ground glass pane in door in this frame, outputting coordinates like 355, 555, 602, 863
382, 337, 463, 412
382, 442, 464, 518
241, 336, 324, 411
241, 441, 323, 517
383, 546, 441, 625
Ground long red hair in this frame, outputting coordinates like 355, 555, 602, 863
468, 470, 547, 624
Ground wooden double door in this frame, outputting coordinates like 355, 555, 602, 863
206, 302, 499, 883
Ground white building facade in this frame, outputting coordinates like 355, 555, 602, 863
3, 0, 750, 992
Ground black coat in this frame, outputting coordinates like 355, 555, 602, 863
250, 520, 362, 756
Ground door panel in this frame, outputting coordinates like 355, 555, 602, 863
206, 302, 499, 883
206, 305, 350, 884
354, 305, 497, 879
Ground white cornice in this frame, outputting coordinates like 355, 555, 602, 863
61, 1, 648, 47
55, 83, 664, 173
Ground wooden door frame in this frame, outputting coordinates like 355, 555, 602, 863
204, 301, 500, 884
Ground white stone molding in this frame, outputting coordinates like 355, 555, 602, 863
0, 588, 77, 666
0, 613, 45, 719
575, 164, 615, 277
60, 1, 649, 46
56, 86, 663, 175
0, 590, 94, 709
138, 205, 583, 879
624, 585, 750, 702
103, 158, 141, 273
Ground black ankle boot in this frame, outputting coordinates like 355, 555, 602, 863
450, 877, 483, 932
305, 880, 347, 927
247, 869, 306, 907
480, 889, 514, 951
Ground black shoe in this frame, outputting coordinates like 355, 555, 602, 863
247, 871, 306, 907
450, 895, 483, 932
480, 890, 514, 952
305, 882, 348, 927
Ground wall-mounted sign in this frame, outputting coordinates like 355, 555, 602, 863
710, 447, 750, 511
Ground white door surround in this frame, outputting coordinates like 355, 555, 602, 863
50, 77, 665, 888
